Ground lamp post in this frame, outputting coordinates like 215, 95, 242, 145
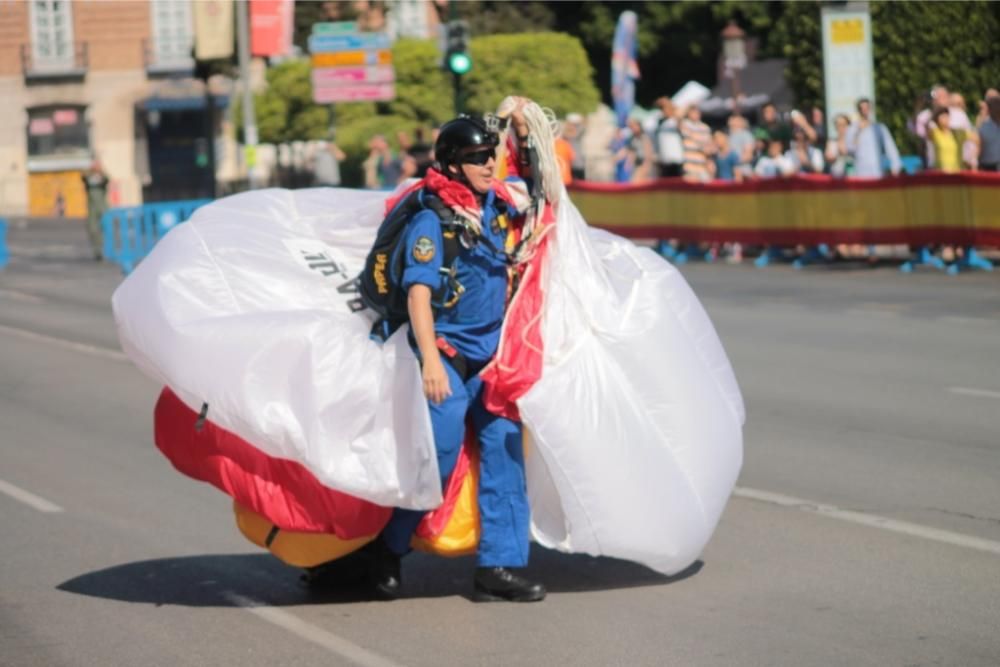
721, 21, 747, 115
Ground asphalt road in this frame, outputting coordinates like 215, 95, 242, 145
2, 217, 999, 666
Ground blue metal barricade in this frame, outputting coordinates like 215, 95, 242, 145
0, 218, 8, 270
101, 199, 210, 274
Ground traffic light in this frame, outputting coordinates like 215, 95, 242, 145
445, 20, 471, 76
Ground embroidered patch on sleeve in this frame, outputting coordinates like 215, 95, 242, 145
412, 236, 436, 263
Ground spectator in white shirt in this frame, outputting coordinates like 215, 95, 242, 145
754, 139, 795, 178
647, 97, 685, 178
785, 127, 825, 174
825, 113, 852, 177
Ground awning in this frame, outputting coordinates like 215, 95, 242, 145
139, 94, 229, 112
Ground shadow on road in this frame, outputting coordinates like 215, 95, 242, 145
57, 546, 701, 607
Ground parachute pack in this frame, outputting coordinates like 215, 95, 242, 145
358, 189, 462, 338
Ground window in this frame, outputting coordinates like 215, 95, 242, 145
151, 0, 194, 68
30, 0, 75, 69
27, 106, 90, 158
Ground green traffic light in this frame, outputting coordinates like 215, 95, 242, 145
448, 51, 472, 75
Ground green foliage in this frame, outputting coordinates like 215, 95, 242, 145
770, 1, 1000, 153
770, 2, 823, 112
463, 33, 601, 117
234, 59, 331, 144
383, 38, 453, 125
870, 0, 1000, 153
455, 1, 556, 36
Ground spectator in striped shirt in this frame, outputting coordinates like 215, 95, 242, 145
680, 106, 715, 182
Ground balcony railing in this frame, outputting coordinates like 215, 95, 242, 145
21, 43, 88, 80
143, 39, 195, 76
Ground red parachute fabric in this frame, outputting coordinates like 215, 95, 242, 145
154, 386, 474, 536
154, 387, 388, 536
480, 134, 554, 421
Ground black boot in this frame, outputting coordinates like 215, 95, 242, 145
473, 567, 546, 602
368, 539, 402, 600
300, 547, 371, 590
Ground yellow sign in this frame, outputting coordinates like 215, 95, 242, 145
311, 49, 392, 67
831, 18, 864, 44
29, 171, 86, 217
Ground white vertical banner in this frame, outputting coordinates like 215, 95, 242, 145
821, 4, 875, 136
194, 0, 235, 60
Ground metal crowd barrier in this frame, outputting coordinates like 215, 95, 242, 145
101, 199, 211, 274
0, 217, 8, 270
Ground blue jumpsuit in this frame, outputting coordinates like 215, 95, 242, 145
380, 187, 531, 568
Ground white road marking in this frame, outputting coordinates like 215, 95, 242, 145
734, 487, 1000, 557
0, 288, 45, 304
0, 323, 128, 362
0, 478, 64, 513
947, 386, 1000, 400
223, 593, 406, 667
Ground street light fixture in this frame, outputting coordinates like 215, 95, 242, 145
721, 20, 747, 114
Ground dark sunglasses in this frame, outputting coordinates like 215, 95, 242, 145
459, 147, 496, 165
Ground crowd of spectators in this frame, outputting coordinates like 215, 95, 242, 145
609, 100, 902, 184
298, 86, 999, 269
304, 83, 1000, 194
604, 84, 1000, 186
593, 84, 1000, 268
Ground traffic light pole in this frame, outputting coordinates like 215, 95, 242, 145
453, 73, 465, 116
448, 1, 462, 116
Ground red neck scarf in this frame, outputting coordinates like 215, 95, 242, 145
384, 168, 517, 221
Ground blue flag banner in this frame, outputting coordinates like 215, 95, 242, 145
611, 11, 639, 128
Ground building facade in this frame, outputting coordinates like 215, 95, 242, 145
0, 0, 224, 217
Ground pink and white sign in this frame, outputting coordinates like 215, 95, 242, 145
29, 118, 55, 136
53, 109, 79, 125
313, 83, 396, 103
311, 66, 395, 87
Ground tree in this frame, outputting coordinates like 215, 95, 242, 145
546, 1, 786, 108
234, 59, 331, 144
870, 0, 1000, 153
453, 1, 556, 36
771, 0, 1000, 153
383, 38, 453, 125
463, 32, 601, 117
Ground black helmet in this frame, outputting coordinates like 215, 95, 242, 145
434, 116, 499, 174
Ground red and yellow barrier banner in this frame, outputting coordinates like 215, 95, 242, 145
568, 172, 1000, 246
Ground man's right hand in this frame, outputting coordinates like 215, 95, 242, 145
422, 355, 452, 404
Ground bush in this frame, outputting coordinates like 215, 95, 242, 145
464, 32, 601, 117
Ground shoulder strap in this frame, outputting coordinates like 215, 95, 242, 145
875, 122, 887, 157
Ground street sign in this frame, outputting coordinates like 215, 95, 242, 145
308, 33, 392, 53
313, 83, 395, 103
821, 5, 875, 138
311, 49, 392, 68
312, 65, 395, 86
312, 21, 357, 36
309, 21, 395, 105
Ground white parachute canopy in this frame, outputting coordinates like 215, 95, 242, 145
522, 193, 744, 574
112, 186, 744, 575
112, 188, 443, 510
